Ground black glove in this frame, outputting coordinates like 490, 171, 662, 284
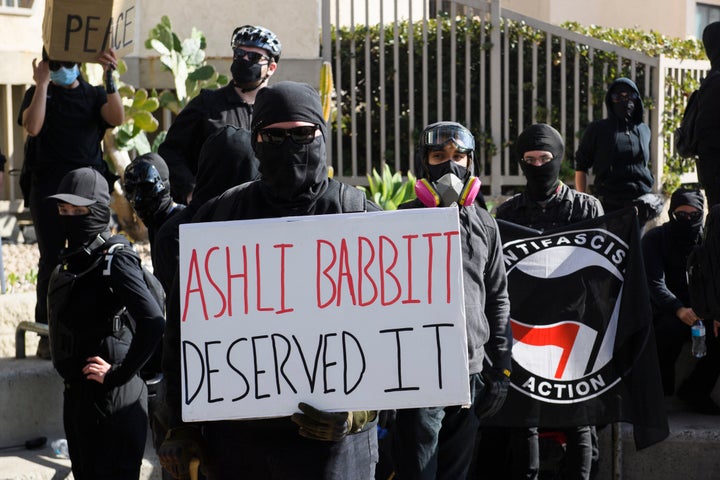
158, 426, 209, 479
291, 402, 351, 441
474, 368, 511, 419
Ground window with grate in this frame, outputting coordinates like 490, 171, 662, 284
697, 3, 720, 38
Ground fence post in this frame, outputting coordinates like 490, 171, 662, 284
652, 54, 667, 193
489, 0, 502, 196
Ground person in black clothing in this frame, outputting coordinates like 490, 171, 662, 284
123, 153, 184, 480
696, 21, 720, 208
485, 123, 603, 480
46, 167, 164, 479
153, 125, 258, 294
159, 25, 280, 204
392, 121, 512, 479
19, 48, 124, 359
642, 187, 720, 414
574, 78, 657, 225
123, 153, 185, 268
158, 81, 381, 480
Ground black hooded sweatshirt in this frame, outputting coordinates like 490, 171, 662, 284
574, 78, 654, 202
696, 22, 720, 160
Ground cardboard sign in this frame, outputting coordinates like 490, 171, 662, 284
178, 208, 471, 422
42, 0, 136, 63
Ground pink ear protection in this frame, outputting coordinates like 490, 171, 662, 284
414, 176, 481, 207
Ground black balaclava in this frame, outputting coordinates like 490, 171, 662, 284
251, 81, 328, 209
669, 187, 705, 244
610, 83, 635, 123
605, 78, 643, 126
191, 126, 259, 208
515, 123, 564, 201
703, 21, 720, 70
48, 168, 112, 268
124, 153, 173, 226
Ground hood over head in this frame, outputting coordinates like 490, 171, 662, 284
703, 21, 720, 70
605, 77, 644, 124
251, 81, 329, 207
192, 126, 259, 207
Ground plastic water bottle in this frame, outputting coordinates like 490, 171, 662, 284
691, 320, 707, 358
50, 438, 69, 458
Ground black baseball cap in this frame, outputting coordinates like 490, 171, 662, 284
49, 167, 110, 207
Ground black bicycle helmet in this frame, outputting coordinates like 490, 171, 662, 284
230, 25, 282, 62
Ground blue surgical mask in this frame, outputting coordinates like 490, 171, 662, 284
50, 65, 80, 86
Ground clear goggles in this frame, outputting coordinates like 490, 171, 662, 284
421, 126, 475, 152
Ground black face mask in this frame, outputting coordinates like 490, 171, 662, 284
256, 136, 327, 201
520, 159, 561, 201
669, 213, 703, 244
61, 203, 111, 250
426, 160, 468, 183
132, 190, 173, 226
231, 58, 264, 88
612, 100, 635, 123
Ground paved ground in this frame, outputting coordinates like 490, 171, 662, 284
0, 430, 161, 480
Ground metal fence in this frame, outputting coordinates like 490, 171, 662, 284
321, 0, 711, 195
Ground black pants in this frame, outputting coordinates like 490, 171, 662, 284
697, 155, 720, 208
654, 313, 720, 397
202, 419, 378, 480
475, 426, 593, 480
63, 376, 148, 480
393, 374, 484, 480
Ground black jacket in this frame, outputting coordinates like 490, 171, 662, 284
642, 223, 701, 315
495, 183, 604, 231
697, 22, 720, 161
574, 78, 654, 201
399, 200, 512, 377
158, 84, 253, 203
48, 236, 164, 386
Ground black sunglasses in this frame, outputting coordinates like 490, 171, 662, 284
259, 125, 320, 145
610, 92, 639, 103
673, 210, 703, 222
233, 48, 270, 64
48, 60, 77, 71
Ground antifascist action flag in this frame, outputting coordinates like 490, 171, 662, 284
484, 208, 668, 449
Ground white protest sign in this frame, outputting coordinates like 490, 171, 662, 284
178, 208, 470, 422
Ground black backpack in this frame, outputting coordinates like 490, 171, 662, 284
48, 235, 165, 379
675, 70, 720, 159
687, 205, 720, 320
103, 240, 166, 379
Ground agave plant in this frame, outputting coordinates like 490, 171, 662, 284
357, 164, 417, 211
145, 15, 229, 114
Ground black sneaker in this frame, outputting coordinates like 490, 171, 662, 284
36, 337, 51, 360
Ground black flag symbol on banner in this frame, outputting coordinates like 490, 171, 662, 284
485, 208, 668, 449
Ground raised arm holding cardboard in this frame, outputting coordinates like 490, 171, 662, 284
18, 47, 125, 360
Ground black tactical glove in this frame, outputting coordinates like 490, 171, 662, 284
158, 426, 209, 480
474, 368, 511, 419
291, 402, 377, 441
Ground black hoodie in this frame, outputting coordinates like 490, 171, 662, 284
696, 22, 720, 159
574, 78, 654, 201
